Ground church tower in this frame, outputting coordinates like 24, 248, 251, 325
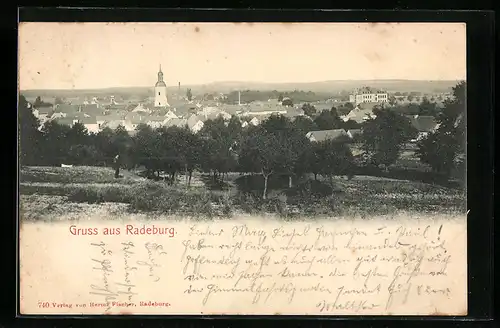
154, 64, 170, 107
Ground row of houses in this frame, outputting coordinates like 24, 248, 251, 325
30, 96, 309, 134
306, 114, 439, 144
29, 96, 439, 141
32, 102, 297, 135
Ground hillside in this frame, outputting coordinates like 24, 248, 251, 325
194, 79, 459, 94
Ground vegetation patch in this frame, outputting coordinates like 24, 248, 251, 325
20, 166, 139, 184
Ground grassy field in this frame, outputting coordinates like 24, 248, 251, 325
19, 165, 466, 221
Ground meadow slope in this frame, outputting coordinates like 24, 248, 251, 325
19, 166, 466, 222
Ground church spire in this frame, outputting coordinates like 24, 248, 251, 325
157, 64, 164, 83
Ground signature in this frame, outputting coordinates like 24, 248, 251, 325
136, 242, 167, 282
89, 258, 117, 311
117, 241, 138, 301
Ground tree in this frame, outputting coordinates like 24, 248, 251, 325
341, 119, 362, 130
302, 103, 316, 117
95, 127, 117, 166
68, 144, 101, 166
34, 96, 42, 107
416, 131, 460, 176
293, 116, 318, 134
278, 94, 284, 102
419, 97, 438, 116
67, 123, 89, 146
203, 93, 214, 101
304, 143, 321, 181
39, 121, 72, 165
337, 103, 354, 116
157, 127, 186, 183
182, 132, 203, 187
315, 140, 354, 183
388, 95, 397, 106
227, 115, 243, 142
201, 137, 237, 183
260, 114, 290, 133
344, 102, 354, 110
169, 127, 203, 186
416, 81, 466, 177
282, 98, 293, 107
361, 107, 418, 169
314, 110, 342, 130
186, 88, 193, 101
111, 125, 133, 168
260, 115, 309, 188
18, 95, 41, 166
133, 124, 163, 178
238, 126, 283, 199
198, 117, 239, 182
392, 103, 420, 115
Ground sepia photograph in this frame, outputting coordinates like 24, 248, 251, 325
18, 22, 467, 316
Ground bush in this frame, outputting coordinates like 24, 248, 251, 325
218, 192, 233, 217
234, 174, 289, 195
67, 185, 133, 204
285, 179, 336, 201
20, 184, 69, 196
128, 182, 216, 217
200, 175, 232, 191
235, 192, 261, 214
262, 198, 289, 218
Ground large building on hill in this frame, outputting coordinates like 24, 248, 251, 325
154, 65, 170, 108
349, 86, 388, 105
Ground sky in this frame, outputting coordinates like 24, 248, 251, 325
18, 22, 466, 90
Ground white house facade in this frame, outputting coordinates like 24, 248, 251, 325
349, 87, 388, 105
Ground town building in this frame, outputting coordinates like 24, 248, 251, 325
305, 129, 351, 143
32, 103, 54, 123
349, 87, 388, 105
132, 104, 152, 114
164, 110, 179, 120
406, 115, 440, 142
145, 116, 165, 129
341, 102, 380, 123
347, 129, 362, 140
163, 118, 188, 129
79, 117, 99, 133
187, 114, 205, 133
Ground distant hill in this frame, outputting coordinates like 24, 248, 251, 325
20, 79, 459, 99
194, 80, 459, 94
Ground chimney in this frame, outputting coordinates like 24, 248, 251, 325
178, 82, 181, 100
238, 91, 241, 106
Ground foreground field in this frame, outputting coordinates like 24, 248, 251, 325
19, 166, 466, 221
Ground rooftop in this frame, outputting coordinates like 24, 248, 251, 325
79, 117, 98, 125
408, 115, 439, 132
306, 129, 350, 142
54, 104, 80, 113
54, 117, 75, 126
164, 118, 188, 128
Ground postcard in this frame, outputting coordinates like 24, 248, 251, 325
18, 22, 467, 316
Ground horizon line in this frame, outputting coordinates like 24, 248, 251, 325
20, 78, 463, 92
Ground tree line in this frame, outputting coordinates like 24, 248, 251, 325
222, 90, 332, 104
18, 81, 465, 198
